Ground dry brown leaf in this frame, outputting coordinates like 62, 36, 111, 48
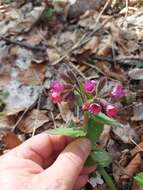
97, 36, 112, 56
98, 62, 127, 81
100, 125, 111, 147
129, 68, 143, 80
68, 0, 107, 19
131, 141, 143, 157
58, 101, 79, 123
18, 109, 50, 133
121, 153, 142, 179
113, 123, 139, 144
2, 132, 21, 149
132, 103, 143, 121
82, 37, 100, 54
17, 62, 47, 85
47, 48, 61, 63
0, 4, 45, 36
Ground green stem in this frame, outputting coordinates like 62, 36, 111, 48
83, 112, 89, 129
98, 167, 117, 190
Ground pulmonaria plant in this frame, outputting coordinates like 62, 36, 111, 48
48, 73, 125, 190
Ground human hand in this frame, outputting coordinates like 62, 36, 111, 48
0, 133, 95, 190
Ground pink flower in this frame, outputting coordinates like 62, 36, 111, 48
51, 81, 64, 93
83, 80, 96, 93
50, 91, 62, 104
88, 103, 102, 115
106, 105, 118, 117
111, 84, 125, 98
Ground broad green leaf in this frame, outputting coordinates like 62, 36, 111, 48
91, 149, 112, 167
86, 117, 103, 144
46, 127, 87, 137
90, 113, 123, 128
134, 173, 143, 187
85, 149, 112, 167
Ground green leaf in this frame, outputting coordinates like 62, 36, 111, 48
46, 127, 87, 137
74, 90, 83, 106
85, 155, 95, 166
86, 117, 103, 144
42, 8, 55, 19
85, 149, 112, 167
90, 113, 123, 128
134, 173, 143, 187
91, 149, 112, 167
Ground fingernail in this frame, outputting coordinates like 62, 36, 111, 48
79, 138, 92, 154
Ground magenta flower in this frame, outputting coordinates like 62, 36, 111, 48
51, 81, 64, 93
106, 105, 118, 117
111, 84, 125, 98
83, 80, 96, 93
88, 103, 102, 115
50, 91, 62, 104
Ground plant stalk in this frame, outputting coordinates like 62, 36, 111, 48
98, 167, 117, 190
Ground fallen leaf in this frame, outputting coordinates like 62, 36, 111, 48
68, 0, 107, 19
2, 132, 21, 149
17, 109, 50, 133
0, 3, 45, 35
129, 68, 143, 80
121, 153, 142, 179
82, 37, 100, 54
5, 81, 40, 110
47, 48, 61, 63
58, 101, 79, 123
113, 123, 139, 144
100, 125, 111, 147
17, 62, 47, 85
131, 141, 143, 157
132, 103, 143, 121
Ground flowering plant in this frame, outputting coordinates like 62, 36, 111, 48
47, 71, 125, 190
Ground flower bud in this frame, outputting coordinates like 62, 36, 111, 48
50, 91, 62, 103
88, 103, 102, 115
106, 105, 118, 117
83, 80, 96, 93
111, 84, 125, 98
51, 81, 64, 93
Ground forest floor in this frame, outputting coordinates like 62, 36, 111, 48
0, 0, 143, 189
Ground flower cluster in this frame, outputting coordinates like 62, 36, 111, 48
50, 80, 64, 103
49, 79, 125, 118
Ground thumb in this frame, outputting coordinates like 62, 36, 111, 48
41, 138, 91, 189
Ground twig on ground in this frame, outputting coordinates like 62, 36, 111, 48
0, 36, 47, 52
12, 105, 33, 132
82, 61, 117, 81
90, 55, 143, 66
69, 61, 87, 79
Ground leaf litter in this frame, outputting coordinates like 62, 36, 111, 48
0, 0, 143, 189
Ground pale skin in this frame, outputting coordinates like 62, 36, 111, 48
0, 133, 95, 190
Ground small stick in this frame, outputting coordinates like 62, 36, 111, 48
90, 55, 143, 66
0, 36, 46, 52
